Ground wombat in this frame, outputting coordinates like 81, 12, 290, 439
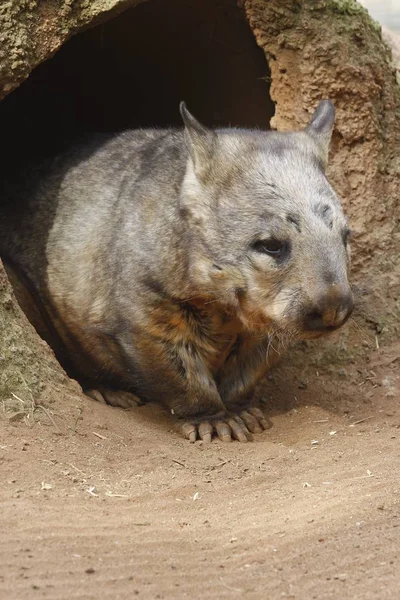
0, 100, 353, 442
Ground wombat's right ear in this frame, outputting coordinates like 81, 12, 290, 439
180, 102, 216, 178
305, 100, 335, 167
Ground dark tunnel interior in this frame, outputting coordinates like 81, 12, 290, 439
0, 0, 274, 168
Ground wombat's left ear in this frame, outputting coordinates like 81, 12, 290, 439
180, 102, 216, 178
305, 100, 335, 167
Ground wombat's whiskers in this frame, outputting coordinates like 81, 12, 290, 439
348, 317, 374, 344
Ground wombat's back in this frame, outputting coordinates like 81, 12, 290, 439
0, 128, 186, 288
0, 128, 188, 384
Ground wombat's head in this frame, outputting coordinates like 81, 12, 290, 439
179, 100, 353, 339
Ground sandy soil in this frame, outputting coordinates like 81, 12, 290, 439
1, 332, 399, 600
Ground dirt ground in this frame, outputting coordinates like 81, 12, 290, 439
1, 329, 399, 600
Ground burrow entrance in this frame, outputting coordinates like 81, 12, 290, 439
0, 0, 274, 166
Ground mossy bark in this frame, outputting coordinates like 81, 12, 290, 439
0, 260, 81, 411
0, 0, 143, 99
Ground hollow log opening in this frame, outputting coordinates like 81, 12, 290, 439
0, 0, 274, 167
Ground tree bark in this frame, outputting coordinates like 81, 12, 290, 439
0, 259, 81, 409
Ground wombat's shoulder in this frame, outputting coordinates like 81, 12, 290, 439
2, 127, 187, 193
57, 128, 187, 176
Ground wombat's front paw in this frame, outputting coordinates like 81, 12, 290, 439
181, 415, 253, 443
239, 408, 270, 433
85, 388, 140, 409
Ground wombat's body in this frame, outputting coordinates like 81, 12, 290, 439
0, 102, 353, 442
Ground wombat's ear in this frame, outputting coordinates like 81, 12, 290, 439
305, 100, 335, 167
180, 102, 216, 178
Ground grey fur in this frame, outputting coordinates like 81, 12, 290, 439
0, 100, 353, 441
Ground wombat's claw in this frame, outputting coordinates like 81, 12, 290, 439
85, 389, 107, 404
182, 416, 252, 443
240, 407, 270, 432
85, 388, 140, 409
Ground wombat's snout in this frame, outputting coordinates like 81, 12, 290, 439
304, 285, 354, 333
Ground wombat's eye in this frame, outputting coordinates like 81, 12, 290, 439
253, 238, 286, 257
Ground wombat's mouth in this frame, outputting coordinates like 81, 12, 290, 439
302, 300, 354, 335
299, 328, 341, 340
244, 306, 353, 346
237, 284, 354, 341
296, 316, 353, 341
239, 308, 353, 341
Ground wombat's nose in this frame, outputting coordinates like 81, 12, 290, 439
304, 289, 354, 332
